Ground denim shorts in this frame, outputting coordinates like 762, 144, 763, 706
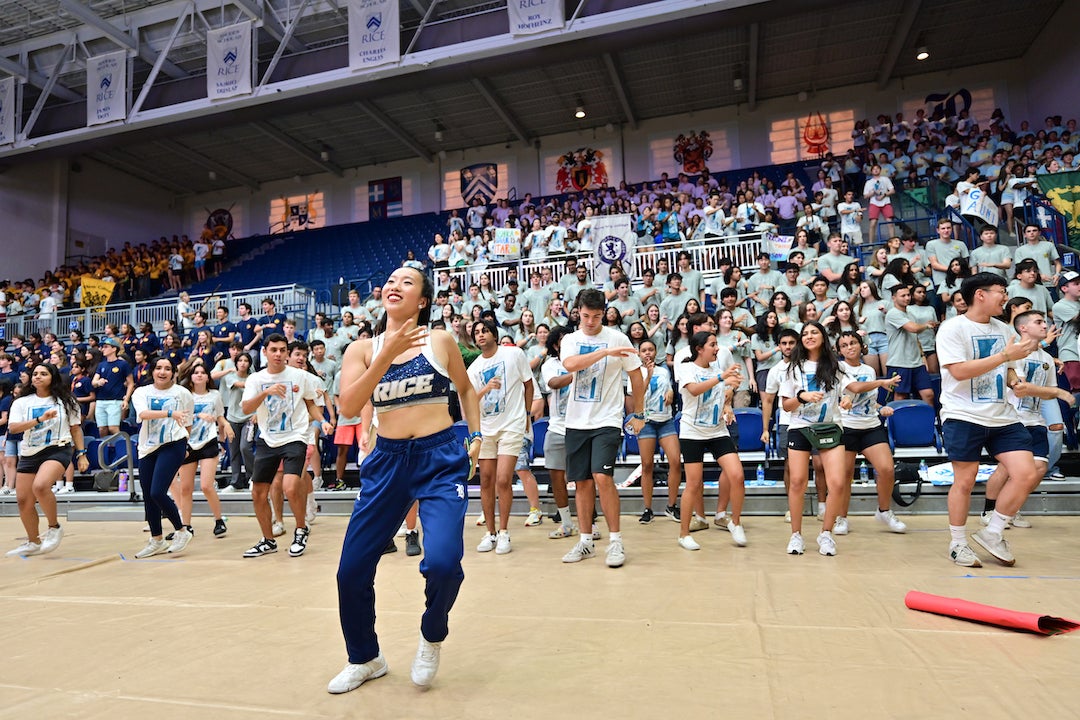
867, 332, 888, 356
638, 417, 677, 441
515, 437, 534, 472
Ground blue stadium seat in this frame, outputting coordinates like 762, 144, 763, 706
885, 400, 942, 452
733, 408, 764, 452
532, 417, 548, 457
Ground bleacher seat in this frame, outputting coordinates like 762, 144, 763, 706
733, 408, 765, 452
885, 400, 942, 452
532, 417, 548, 457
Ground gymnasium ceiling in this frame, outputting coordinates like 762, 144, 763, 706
0, 0, 1065, 195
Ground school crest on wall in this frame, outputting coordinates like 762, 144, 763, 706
460, 163, 498, 204
673, 131, 712, 174
556, 147, 608, 192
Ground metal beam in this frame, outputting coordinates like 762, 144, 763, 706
22, 43, 72, 138
58, 0, 188, 79
471, 77, 529, 144
250, 121, 345, 176
875, 0, 921, 89
131, 8, 190, 115
258, 0, 312, 89
0, 56, 82, 102
87, 151, 195, 194
233, 0, 307, 54
354, 101, 434, 164
601, 52, 635, 130
747, 21, 759, 111
405, 0, 441, 56
406, 0, 428, 17
155, 138, 261, 190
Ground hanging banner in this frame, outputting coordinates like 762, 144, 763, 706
348, 0, 400, 70
493, 228, 521, 258
592, 214, 636, 282
80, 275, 115, 312
508, 0, 565, 35
207, 21, 252, 100
958, 188, 999, 228
0, 76, 14, 145
86, 51, 127, 126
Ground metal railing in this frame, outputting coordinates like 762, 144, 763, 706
96, 432, 138, 502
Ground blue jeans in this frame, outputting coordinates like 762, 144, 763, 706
336, 427, 468, 664
138, 440, 187, 537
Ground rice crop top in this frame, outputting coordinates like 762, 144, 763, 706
370, 332, 451, 411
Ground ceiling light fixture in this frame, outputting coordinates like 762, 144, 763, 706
733, 77, 744, 91
434, 120, 446, 143
208, 170, 217, 180
320, 150, 330, 162
915, 46, 930, 61
574, 99, 586, 119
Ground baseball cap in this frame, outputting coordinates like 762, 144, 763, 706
1058, 270, 1080, 289
102, 336, 123, 349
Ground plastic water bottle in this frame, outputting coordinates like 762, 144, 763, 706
756, 464, 764, 485
118, 470, 128, 493
918, 459, 928, 480
859, 461, 869, 483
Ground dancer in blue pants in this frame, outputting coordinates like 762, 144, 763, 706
329, 264, 481, 694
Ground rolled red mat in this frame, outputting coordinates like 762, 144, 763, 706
905, 591, 1080, 636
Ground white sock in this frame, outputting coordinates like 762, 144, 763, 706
949, 525, 966, 544
714, 511, 727, 520
558, 506, 571, 526
609, 531, 622, 542
581, 534, 594, 547
987, 511, 1010, 535
497, 529, 509, 537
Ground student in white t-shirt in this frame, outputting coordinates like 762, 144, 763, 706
467, 320, 534, 556
837, 190, 864, 246
177, 362, 232, 539
5, 363, 90, 558
558, 290, 645, 569
759, 329, 799, 522
629, 339, 681, 525
861, 164, 895, 244
130, 358, 195, 558
541, 327, 576, 538
240, 333, 321, 559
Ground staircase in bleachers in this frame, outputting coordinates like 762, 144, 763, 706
191, 213, 445, 296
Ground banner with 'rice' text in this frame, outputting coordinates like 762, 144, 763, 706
348, 0, 400, 70
86, 51, 127, 126
0, 76, 14, 145
207, 21, 252, 100
508, 0, 564, 35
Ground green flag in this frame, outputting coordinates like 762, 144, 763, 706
1037, 170, 1080, 247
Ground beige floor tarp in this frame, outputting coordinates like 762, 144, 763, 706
1, 515, 1078, 719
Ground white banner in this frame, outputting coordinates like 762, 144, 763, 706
348, 0, 400, 70
592, 214, 637, 282
493, 228, 521, 258
207, 21, 252, 100
0, 76, 14, 145
959, 188, 999, 227
508, 0, 564, 35
768, 234, 795, 263
86, 51, 126, 126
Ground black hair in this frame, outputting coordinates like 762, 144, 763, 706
179, 361, 218, 391
755, 311, 781, 345
263, 333, 287, 348
778, 328, 800, 343
719, 287, 738, 302
685, 330, 716, 363
25, 362, 80, 417
575, 288, 606, 311
374, 266, 435, 334
471, 318, 499, 342
788, 321, 841, 392
545, 325, 570, 356
960, 272, 1007, 305
835, 329, 866, 354
944, 256, 973, 288
1013, 309, 1045, 331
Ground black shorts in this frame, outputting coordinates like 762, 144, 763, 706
251, 439, 307, 483
184, 439, 220, 465
680, 435, 737, 464
841, 424, 889, 453
566, 427, 622, 481
17, 445, 74, 474
787, 427, 816, 453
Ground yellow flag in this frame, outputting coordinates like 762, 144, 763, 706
80, 275, 115, 312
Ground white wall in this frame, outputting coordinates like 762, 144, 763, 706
67, 157, 182, 249
0, 158, 67, 281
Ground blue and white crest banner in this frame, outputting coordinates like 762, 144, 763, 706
0, 76, 15, 144
348, 0, 400, 70
207, 21, 252, 100
592, 214, 636, 282
86, 51, 126, 126
508, 0, 564, 35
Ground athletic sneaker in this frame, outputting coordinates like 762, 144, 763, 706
6, 540, 42, 557
730, 524, 747, 547
135, 538, 169, 559
40, 525, 64, 554
382, 539, 398, 554
664, 505, 681, 521
1049, 469, 1066, 480
0, 486, 13, 495
405, 530, 421, 557
689, 515, 709, 532
243, 538, 278, 558
220, 485, 237, 494
495, 531, 512, 555
605, 539, 625, 568
271, 521, 285, 538
949, 542, 982, 568
970, 528, 1014, 566
57, 485, 75, 494
213, 518, 228, 538
561, 540, 595, 563
875, 509, 907, 533
411, 637, 441, 687
816, 505, 825, 521
549, 524, 577, 539
306, 495, 319, 526
591, 527, 602, 540
1010, 512, 1032, 529
327, 654, 388, 694
784, 510, 791, 523
474, 513, 486, 527
817, 531, 837, 556
168, 528, 193, 554
524, 508, 543, 527
786, 532, 804, 555
289, 527, 310, 557
638, 508, 654, 524
712, 514, 730, 531
677, 535, 700, 551
477, 533, 496, 553
833, 517, 849, 536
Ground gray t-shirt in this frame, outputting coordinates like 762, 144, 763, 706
747, 270, 785, 311
1014, 241, 1060, 286
660, 290, 694, 322
816, 252, 852, 294
520, 287, 552, 322
609, 297, 644, 332
885, 307, 924, 368
1007, 280, 1053, 314
970, 244, 1012, 278
925, 239, 970, 287
779, 280, 812, 306
1053, 298, 1080, 363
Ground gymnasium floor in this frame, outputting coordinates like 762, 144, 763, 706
1, 514, 1078, 719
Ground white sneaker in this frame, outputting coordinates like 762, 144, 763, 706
0, 486, 13, 495
220, 485, 238, 494
817, 531, 837, 556
474, 513, 486, 527
605, 539, 625, 568
548, 524, 578, 539
495, 531, 512, 555
971, 528, 1015, 566
591, 527, 602, 540
476, 533, 496, 553
306, 494, 318, 525
677, 535, 700, 551
271, 521, 285, 538
6, 541, 42, 557
134, 538, 169, 559
949, 542, 982, 568
410, 637, 441, 687
730, 524, 747, 547
786, 532, 804, 555
833, 517, 849, 536
57, 485, 75, 495
1010, 512, 1032, 529
562, 540, 595, 563
327, 654, 388, 694
816, 505, 825, 521
396, 522, 409, 537
524, 508, 543, 526
40, 526, 64, 554
875, 509, 907, 533
168, 528, 193, 554
784, 510, 791, 523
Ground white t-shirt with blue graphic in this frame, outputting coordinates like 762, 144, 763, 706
937, 315, 1019, 427
1010, 348, 1055, 427
675, 360, 731, 441
839, 362, 882, 430
561, 326, 641, 431
541, 357, 571, 436
9, 395, 78, 457
778, 360, 854, 430
189, 389, 225, 450
467, 345, 534, 437
631, 365, 674, 423
132, 384, 194, 457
